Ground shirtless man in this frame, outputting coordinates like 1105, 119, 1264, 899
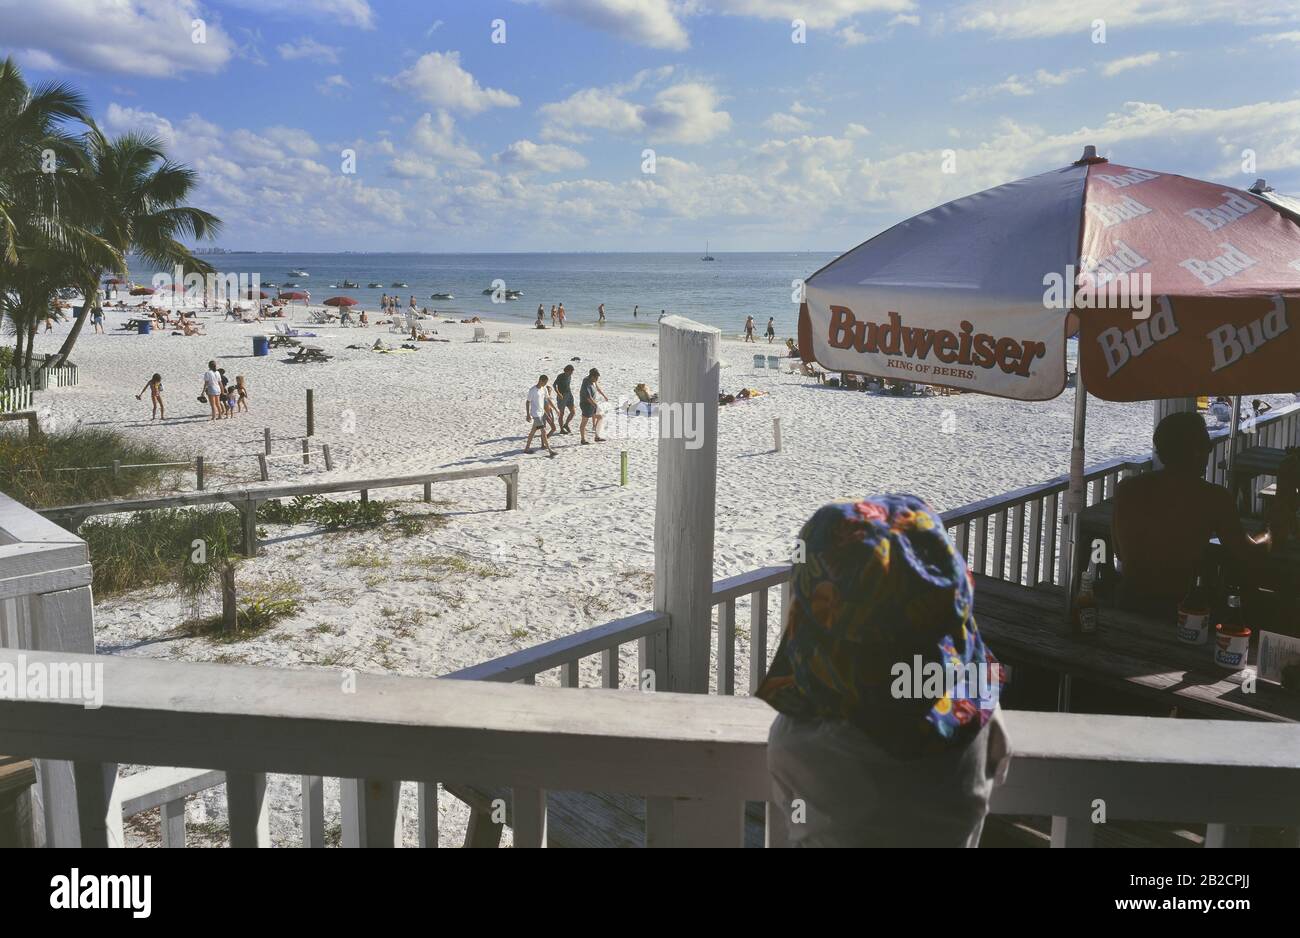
1112, 412, 1269, 615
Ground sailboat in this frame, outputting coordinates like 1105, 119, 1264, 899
701, 241, 715, 261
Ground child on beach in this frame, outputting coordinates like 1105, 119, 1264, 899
766, 317, 776, 343
744, 315, 756, 343
136, 374, 165, 420
236, 376, 249, 414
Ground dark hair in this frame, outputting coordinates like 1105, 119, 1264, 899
589, 368, 599, 378
538, 374, 548, 384
208, 360, 216, 369
151, 373, 161, 383
1154, 412, 1212, 469
563, 364, 574, 373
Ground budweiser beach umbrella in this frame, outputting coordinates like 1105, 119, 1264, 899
129, 286, 155, 295
279, 291, 309, 302
323, 296, 357, 306
799, 146, 1300, 403
798, 145, 1300, 612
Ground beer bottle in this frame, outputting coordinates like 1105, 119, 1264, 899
1073, 561, 1099, 634
1176, 572, 1210, 644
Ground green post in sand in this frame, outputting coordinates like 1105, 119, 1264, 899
620, 450, 628, 486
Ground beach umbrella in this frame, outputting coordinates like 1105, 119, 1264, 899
244, 290, 270, 299
129, 286, 155, 296
279, 291, 309, 302
323, 296, 357, 307
798, 145, 1300, 607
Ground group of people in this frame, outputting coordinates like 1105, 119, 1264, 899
744, 315, 777, 343
198, 360, 249, 420
536, 303, 568, 328
524, 366, 609, 456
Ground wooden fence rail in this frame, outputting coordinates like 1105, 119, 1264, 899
38, 463, 520, 555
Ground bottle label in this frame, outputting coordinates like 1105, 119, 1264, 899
1176, 611, 1209, 644
1078, 607, 1098, 633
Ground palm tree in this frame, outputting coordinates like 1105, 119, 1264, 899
46, 129, 222, 369
0, 56, 105, 369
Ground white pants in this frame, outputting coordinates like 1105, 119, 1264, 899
766, 710, 1010, 847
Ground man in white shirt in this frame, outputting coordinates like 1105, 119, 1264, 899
524, 375, 556, 457
204, 360, 224, 420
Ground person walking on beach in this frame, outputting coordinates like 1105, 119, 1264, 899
633, 305, 639, 318
557, 303, 566, 328
524, 375, 557, 458
91, 304, 105, 334
579, 368, 608, 444
136, 373, 165, 420
203, 360, 223, 420
554, 364, 575, 434
744, 315, 756, 343
550, 304, 557, 328
598, 303, 606, 324
536, 304, 545, 327
235, 375, 250, 414
766, 317, 776, 343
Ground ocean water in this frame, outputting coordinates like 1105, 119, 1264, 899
130, 252, 839, 335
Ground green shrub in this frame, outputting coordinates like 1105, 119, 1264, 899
258, 494, 389, 530
80, 507, 242, 599
0, 427, 177, 508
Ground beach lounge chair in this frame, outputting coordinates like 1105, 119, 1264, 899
496, 331, 511, 342
308, 309, 336, 325
767, 355, 781, 371
473, 327, 488, 343
753, 354, 766, 370
389, 316, 409, 334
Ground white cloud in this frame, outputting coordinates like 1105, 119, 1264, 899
317, 74, 351, 96
838, 24, 872, 45
845, 122, 870, 138
764, 112, 811, 133
277, 38, 341, 63
958, 67, 1084, 101
0, 0, 234, 77
385, 52, 520, 114
957, 0, 1298, 39
523, 0, 690, 50
224, 0, 375, 29
1100, 51, 1177, 77
496, 140, 589, 173
889, 13, 920, 26
395, 110, 485, 173
541, 72, 730, 144
521, 0, 917, 49
1253, 31, 1300, 43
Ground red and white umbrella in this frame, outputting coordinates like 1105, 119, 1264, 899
129, 286, 155, 296
279, 291, 309, 302
323, 296, 357, 307
799, 146, 1300, 611
799, 147, 1300, 403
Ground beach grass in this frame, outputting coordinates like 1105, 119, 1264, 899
81, 506, 243, 598
0, 426, 179, 509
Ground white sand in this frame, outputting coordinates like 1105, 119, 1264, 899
23, 300, 1198, 845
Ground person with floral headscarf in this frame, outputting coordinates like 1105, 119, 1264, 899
757, 494, 1010, 847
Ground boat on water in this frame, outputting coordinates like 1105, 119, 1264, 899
288, 269, 308, 277
341, 279, 359, 288
701, 241, 715, 261
283, 282, 299, 288
431, 292, 454, 300
505, 289, 523, 298
367, 282, 384, 288
391, 282, 408, 288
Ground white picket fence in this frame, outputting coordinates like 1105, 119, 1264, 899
0, 384, 33, 414
5, 364, 78, 391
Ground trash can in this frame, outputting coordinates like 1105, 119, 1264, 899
137, 320, 152, 335
253, 335, 270, 357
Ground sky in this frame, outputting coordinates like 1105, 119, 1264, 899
1, 0, 1298, 252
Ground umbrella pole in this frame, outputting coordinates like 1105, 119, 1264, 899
1059, 367, 1089, 712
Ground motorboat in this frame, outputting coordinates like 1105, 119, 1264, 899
431, 292, 454, 300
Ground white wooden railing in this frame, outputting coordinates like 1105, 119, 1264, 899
3, 648, 1298, 848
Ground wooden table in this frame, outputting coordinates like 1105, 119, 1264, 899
972, 574, 1300, 723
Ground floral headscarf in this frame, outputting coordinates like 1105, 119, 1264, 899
757, 494, 1003, 759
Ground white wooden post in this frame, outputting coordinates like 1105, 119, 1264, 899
340, 777, 401, 847
301, 775, 325, 848
650, 316, 720, 695
72, 761, 123, 848
161, 798, 186, 848
417, 782, 438, 848
226, 771, 270, 847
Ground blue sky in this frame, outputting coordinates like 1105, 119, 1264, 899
2, 0, 1298, 251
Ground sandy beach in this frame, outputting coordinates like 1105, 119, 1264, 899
24, 299, 1271, 846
